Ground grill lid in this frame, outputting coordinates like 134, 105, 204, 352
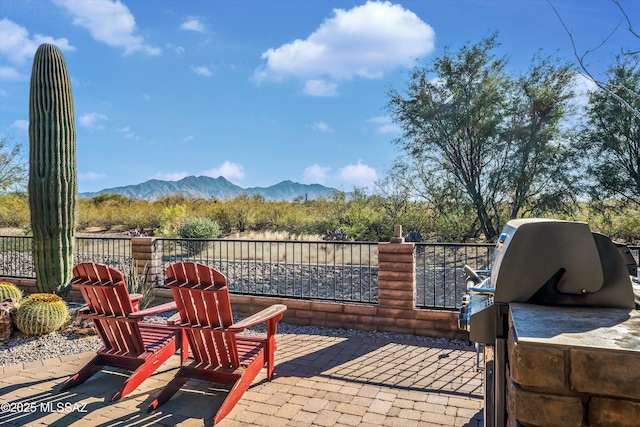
490, 219, 634, 309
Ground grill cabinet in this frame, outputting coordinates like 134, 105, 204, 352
458, 218, 636, 426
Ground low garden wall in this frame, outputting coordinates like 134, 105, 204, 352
3, 237, 467, 340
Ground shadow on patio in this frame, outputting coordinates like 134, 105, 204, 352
0, 330, 484, 426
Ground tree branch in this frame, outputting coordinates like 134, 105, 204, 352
547, 0, 640, 120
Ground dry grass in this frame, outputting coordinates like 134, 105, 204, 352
225, 230, 324, 241
0, 227, 25, 236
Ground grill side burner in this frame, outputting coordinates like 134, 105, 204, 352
458, 218, 637, 427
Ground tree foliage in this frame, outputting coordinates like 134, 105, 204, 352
1, 191, 639, 244
0, 137, 26, 193
387, 35, 578, 240
577, 55, 640, 207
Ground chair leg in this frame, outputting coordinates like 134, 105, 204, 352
181, 330, 189, 365
266, 335, 276, 380
147, 373, 189, 413
213, 359, 264, 425
59, 356, 105, 392
112, 339, 178, 401
110, 363, 150, 401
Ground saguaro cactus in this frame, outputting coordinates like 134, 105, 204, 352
28, 44, 77, 295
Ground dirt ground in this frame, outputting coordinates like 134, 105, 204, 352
0, 227, 130, 237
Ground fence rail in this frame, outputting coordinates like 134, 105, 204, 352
414, 242, 495, 309
0, 234, 638, 310
0, 236, 132, 280
156, 238, 379, 303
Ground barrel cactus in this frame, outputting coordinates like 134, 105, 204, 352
0, 282, 22, 301
28, 43, 77, 295
14, 293, 68, 336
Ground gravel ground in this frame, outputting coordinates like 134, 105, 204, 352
1, 308, 470, 367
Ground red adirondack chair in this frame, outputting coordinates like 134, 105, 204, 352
147, 261, 287, 425
59, 262, 180, 401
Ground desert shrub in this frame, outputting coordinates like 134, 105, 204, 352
0, 193, 29, 228
178, 217, 221, 239
404, 230, 423, 242
178, 217, 220, 256
155, 204, 187, 237
124, 261, 154, 309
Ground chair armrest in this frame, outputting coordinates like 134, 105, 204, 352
228, 304, 287, 332
129, 301, 178, 319
129, 293, 143, 302
166, 312, 181, 325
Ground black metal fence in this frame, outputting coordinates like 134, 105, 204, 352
0, 236, 131, 279
75, 237, 132, 273
414, 242, 494, 309
0, 236, 33, 278
156, 238, 379, 303
630, 247, 639, 269
1, 234, 638, 310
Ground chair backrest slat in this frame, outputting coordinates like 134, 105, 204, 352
71, 262, 144, 354
165, 262, 239, 368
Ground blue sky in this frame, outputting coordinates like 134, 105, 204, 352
0, 0, 637, 193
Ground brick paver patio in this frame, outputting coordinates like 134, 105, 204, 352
0, 331, 483, 426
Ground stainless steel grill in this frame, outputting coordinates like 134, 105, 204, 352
458, 218, 637, 427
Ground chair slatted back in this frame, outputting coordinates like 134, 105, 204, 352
165, 262, 239, 368
71, 262, 145, 354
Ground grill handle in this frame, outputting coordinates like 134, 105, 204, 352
467, 287, 496, 295
464, 264, 482, 283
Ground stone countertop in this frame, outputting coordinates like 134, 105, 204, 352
510, 303, 640, 353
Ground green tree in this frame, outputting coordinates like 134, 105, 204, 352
578, 55, 640, 207
502, 56, 578, 219
387, 35, 577, 240
0, 137, 27, 192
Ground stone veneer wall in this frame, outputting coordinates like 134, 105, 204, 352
506, 312, 640, 427
2, 238, 467, 340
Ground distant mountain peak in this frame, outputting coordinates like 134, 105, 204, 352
79, 176, 338, 201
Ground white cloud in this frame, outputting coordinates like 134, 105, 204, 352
180, 18, 207, 33
303, 79, 338, 97
191, 65, 213, 77
79, 171, 107, 181
11, 119, 28, 132
151, 172, 188, 181
202, 161, 245, 182
367, 116, 400, 134
302, 164, 330, 185
119, 126, 138, 139
0, 18, 75, 65
52, 0, 160, 56
311, 121, 331, 132
253, 1, 435, 96
302, 161, 378, 188
181, 135, 194, 143
338, 161, 378, 188
79, 112, 109, 130
0, 66, 25, 81
166, 43, 185, 55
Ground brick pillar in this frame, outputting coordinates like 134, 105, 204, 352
377, 224, 416, 333
131, 237, 163, 287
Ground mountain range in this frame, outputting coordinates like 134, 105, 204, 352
79, 175, 340, 201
